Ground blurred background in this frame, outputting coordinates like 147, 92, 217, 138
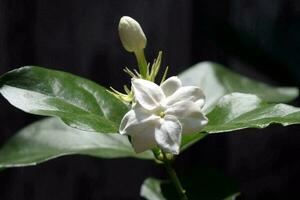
0, 0, 300, 199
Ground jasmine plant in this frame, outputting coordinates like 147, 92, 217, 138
0, 16, 300, 200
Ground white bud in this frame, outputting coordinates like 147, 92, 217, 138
118, 16, 147, 52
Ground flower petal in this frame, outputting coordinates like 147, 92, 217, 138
164, 86, 205, 107
179, 114, 208, 134
154, 116, 182, 154
165, 100, 198, 118
131, 130, 156, 153
119, 105, 160, 153
119, 109, 138, 135
195, 99, 205, 109
160, 76, 182, 97
165, 100, 208, 134
132, 78, 165, 110
119, 104, 159, 135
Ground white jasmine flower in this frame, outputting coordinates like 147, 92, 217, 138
118, 16, 147, 52
119, 76, 208, 154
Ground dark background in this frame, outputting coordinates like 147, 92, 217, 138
0, 0, 300, 199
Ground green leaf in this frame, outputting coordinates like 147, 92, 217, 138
0, 66, 128, 133
179, 62, 299, 149
204, 93, 300, 133
182, 93, 300, 149
178, 62, 298, 113
141, 168, 240, 200
0, 118, 153, 168
140, 178, 167, 200
223, 193, 240, 200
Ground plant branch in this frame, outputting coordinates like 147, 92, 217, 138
134, 49, 147, 78
162, 151, 188, 200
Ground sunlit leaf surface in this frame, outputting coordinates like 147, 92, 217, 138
0, 66, 128, 133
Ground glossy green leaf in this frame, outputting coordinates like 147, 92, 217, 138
140, 178, 166, 200
223, 193, 240, 200
179, 62, 299, 149
0, 66, 128, 133
178, 62, 298, 113
181, 93, 300, 149
0, 118, 153, 168
141, 168, 239, 200
204, 93, 300, 133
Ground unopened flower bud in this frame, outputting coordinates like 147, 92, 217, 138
118, 16, 147, 52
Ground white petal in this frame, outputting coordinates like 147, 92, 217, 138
195, 99, 205, 109
119, 106, 160, 153
165, 101, 208, 134
179, 114, 208, 134
165, 100, 199, 118
160, 76, 182, 97
119, 105, 159, 135
119, 109, 137, 135
129, 112, 158, 153
154, 116, 182, 154
132, 78, 165, 110
131, 130, 157, 153
164, 86, 205, 106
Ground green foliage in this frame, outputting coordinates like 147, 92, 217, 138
223, 193, 240, 200
0, 66, 128, 133
204, 93, 300, 133
0, 118, 153, 168
140, 178, 166, 200
181, 93, 300, 148
0, 62, 300, 168
180, 62, 300, 149
178, 62, 298, 113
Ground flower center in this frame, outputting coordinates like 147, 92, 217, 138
154, 105, 166, 118
159, 111, 166, 118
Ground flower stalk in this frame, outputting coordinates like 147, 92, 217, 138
161, 151, 188, 200
134, 49, 148, 78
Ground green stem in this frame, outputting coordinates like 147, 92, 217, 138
162, 151, 188, 200
134, 49, 147, 78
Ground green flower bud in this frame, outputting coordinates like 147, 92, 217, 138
118, 16, 147, 52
